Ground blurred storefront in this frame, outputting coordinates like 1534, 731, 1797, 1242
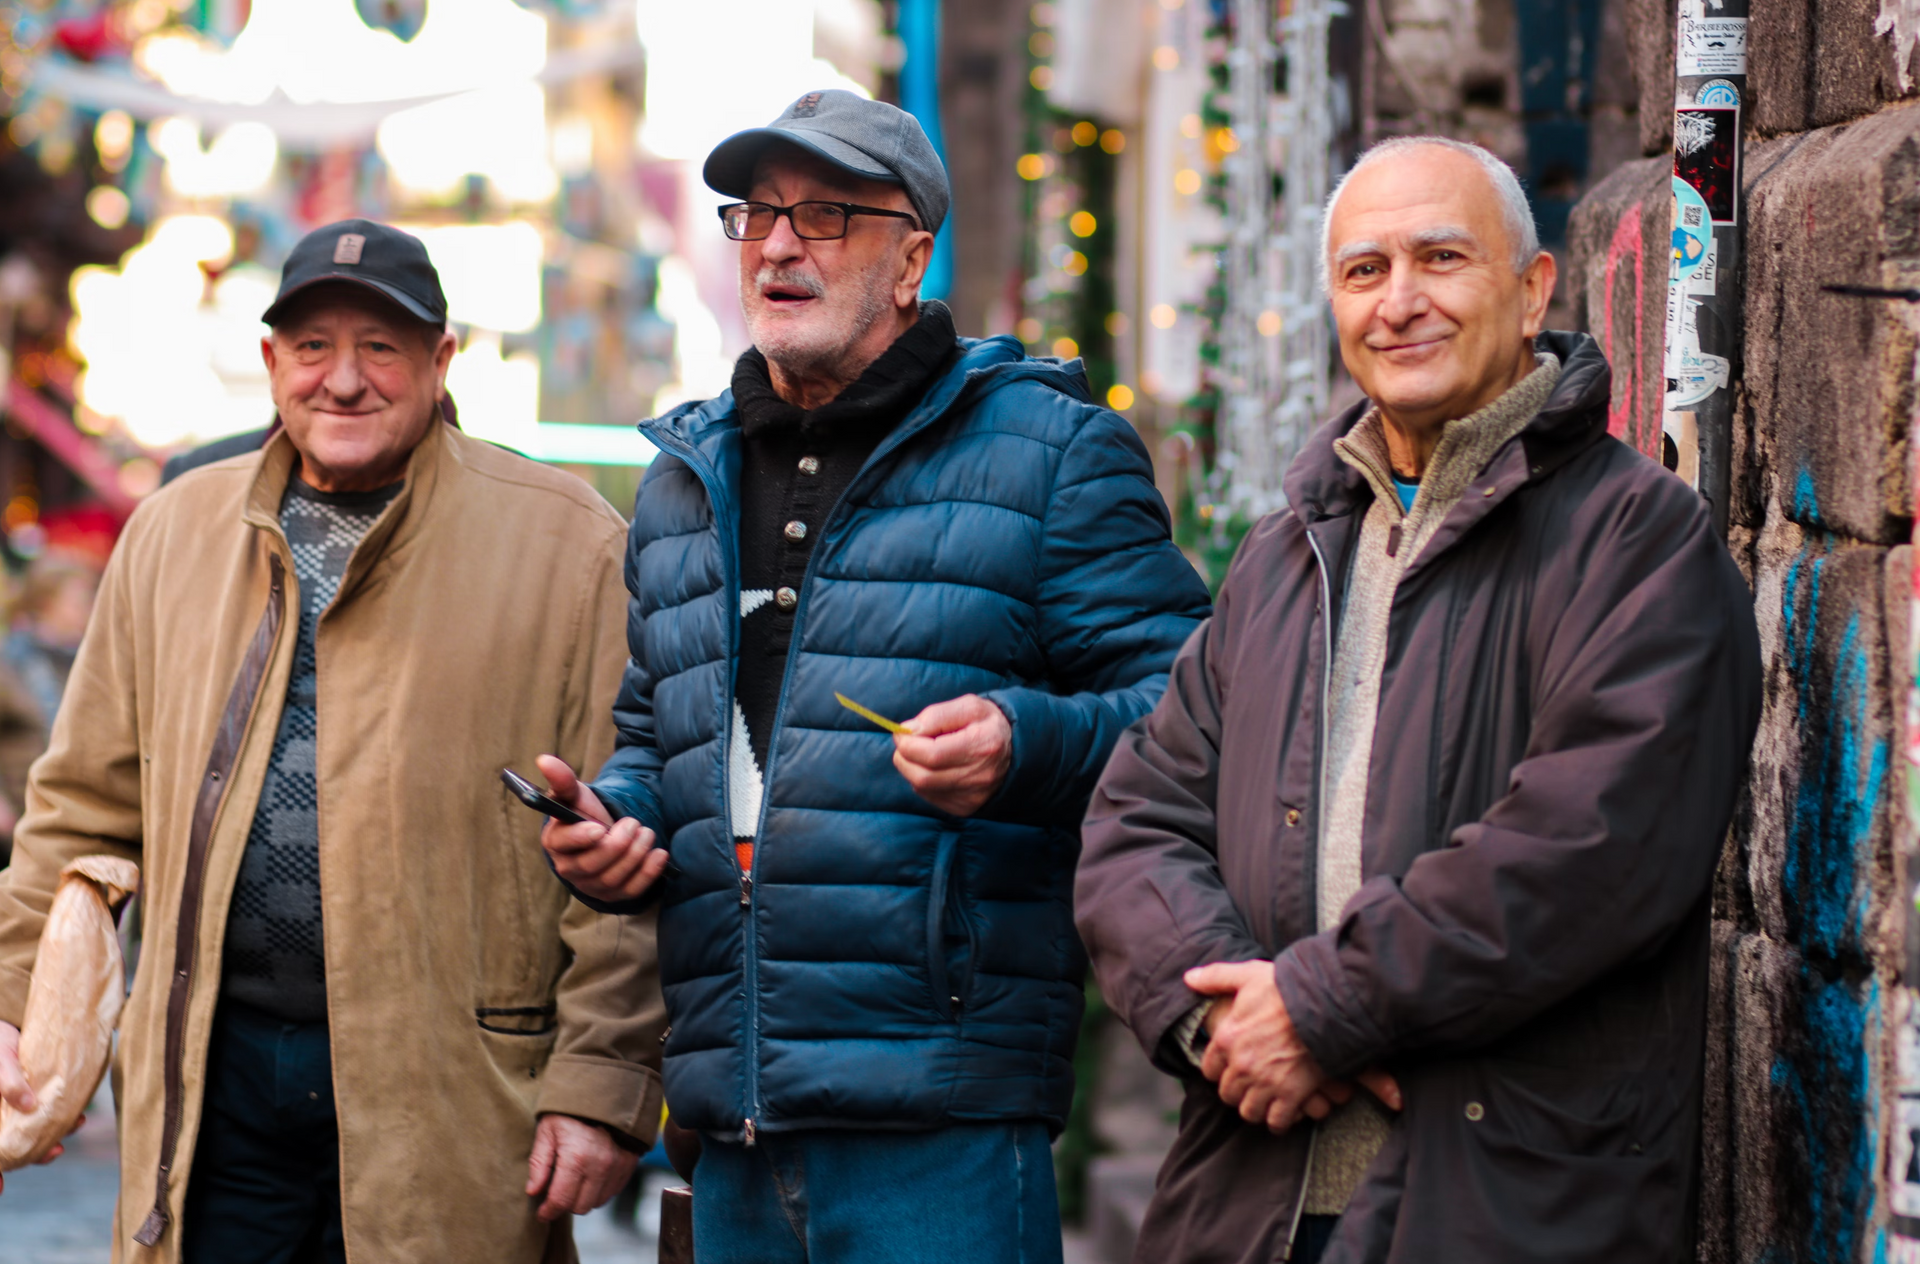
0, 0, 890, 536
949, 0, 1626, 587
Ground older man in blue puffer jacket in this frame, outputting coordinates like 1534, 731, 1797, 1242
537, 91, 1210, 1263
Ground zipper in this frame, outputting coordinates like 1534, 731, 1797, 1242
644, 402, 945, 1148
639, 371, 990, 1147
640, 419, 760, 1142
1303, 526, 1337, 935
1281, 1129, 1320, 1261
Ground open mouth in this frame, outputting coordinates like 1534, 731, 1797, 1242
761, 285, 817, 307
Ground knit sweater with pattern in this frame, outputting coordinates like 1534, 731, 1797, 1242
221, 475, 401, 1022
1302, 351, 1562, 1213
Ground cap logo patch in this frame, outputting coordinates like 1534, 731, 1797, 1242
791, 92, 823, 118
333, 234, 365, 265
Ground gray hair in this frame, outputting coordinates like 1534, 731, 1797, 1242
1318, 137, 1540, 293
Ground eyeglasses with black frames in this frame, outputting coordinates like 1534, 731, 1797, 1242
718, 201, 921, 242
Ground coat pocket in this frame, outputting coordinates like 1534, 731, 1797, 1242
475, 1004, 559, 1084
926, 830, 973, 1021
1389, 1058, 1676, 1264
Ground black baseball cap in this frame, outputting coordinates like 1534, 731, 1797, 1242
261, 218, 448, 328
703, 90, 950, 235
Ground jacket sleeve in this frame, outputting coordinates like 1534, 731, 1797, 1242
982, 408, 1213, 826
562, 489, 671, 916
1273, 481, 1763, 1078
538, 520, 668, 1140
1076, 561, 1269, 1075
0, 526, 145, 1028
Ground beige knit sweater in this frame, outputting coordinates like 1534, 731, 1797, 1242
1302, 351, 1562, 1214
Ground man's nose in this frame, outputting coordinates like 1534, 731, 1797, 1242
322, 348, 367, 400
758, 214, 807, 266
1376, 261, 1430, 327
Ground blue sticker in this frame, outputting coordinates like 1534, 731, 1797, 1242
1696, 79, 1740, 107
1670, 176, 1712, 279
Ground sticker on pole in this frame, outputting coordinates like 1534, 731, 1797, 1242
1674, 108, 1740, 225
1695, 79, 1740, 107
1677, 16, 1747, 76
1670, 176, 1712, 280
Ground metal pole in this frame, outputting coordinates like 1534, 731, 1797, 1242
1660, 0, 1748, 536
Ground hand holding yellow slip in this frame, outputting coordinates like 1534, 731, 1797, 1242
835, 692, 910, 735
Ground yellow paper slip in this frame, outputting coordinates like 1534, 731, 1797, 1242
835, 692, 909, 734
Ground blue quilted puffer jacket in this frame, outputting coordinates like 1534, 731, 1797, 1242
587, 335, 1211, 1141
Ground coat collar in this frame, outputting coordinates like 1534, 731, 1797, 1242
1284, 330, 1612, 524
243, 416, 453, 600
641, 333, 1089, 485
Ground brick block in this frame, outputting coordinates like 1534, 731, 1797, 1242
1751, 0, 1816, 137
1564, 155, 1669, 461
1743, 105, 1920, 544
1724, 930, 1799, 1262
1746, 508, 1897, 965
1624, 0, 1675, 155
1723, 934, 1882, 1263
1813, 0, 1920, 128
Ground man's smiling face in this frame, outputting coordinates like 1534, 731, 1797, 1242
737, 147, 921, 384
262, 283, 455, 492
1325, 145, 1553, 432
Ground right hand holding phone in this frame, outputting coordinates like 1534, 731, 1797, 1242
534, 755, 669, 904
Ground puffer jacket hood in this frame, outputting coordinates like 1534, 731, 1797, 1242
589, 334, 1212, 1140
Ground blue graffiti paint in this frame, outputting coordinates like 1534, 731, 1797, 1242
1771, 973, 1875, 1263
1794, 466, 1821, 523
1772, 537, 1889, 1260
1779, 549, 1889, 961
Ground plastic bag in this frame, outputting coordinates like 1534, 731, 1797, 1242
0, 855, 139, 1170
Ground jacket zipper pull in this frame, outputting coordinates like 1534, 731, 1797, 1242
740, 873, 753, 908
1387, 523, 1402, 557
744, 1118, 757, 1146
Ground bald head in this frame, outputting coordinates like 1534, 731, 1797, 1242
1321, 138, 1538, 294
1320, 138, 1557, 453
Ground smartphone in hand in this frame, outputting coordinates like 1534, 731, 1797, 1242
500, 768, 588, 825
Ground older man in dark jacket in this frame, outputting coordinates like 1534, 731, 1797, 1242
535, 93, 1210, 1262
1076, 137, 1761, 1264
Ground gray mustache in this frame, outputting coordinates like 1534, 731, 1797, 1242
755, 267, 826, 299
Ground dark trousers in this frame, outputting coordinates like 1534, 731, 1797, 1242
182, 1000, 344, 1264
1293, 1214, 1340, 1263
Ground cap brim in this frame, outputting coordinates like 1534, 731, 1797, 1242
261, 273, 443, 328
702, 126, 903, 200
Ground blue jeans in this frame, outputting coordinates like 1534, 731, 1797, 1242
182, 1001, 344, 1264
691, 1123, 1062, 1263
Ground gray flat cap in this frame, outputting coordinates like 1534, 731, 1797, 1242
703, 90, 950, 235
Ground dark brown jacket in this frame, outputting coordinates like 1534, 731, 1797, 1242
1076, 332, 1761, 1264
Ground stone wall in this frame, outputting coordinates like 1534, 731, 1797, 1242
1565, 18, 1920, 1258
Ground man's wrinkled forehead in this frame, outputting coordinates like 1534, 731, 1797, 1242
1334, 225, 1483, 264
747, 145, 912, 213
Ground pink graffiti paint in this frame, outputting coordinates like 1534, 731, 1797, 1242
1601, 202, 1645, 449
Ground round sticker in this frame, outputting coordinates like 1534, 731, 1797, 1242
1670, 176, 1712, 279
1696, 79, 1740, 106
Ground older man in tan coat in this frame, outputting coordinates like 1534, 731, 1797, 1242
0, 220, 663, 1263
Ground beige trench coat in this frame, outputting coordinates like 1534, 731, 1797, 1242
0, 422, 666, 1262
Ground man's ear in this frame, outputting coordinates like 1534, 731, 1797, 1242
432, 329, 457, 398
1519, 250, 1558, 339
894, 230, 934, 309
260, 333, 277, 374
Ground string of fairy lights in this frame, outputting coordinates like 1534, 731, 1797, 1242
1016, 1, 1127, 414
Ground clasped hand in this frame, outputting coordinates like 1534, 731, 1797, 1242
1184, 960, 1401, 1133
